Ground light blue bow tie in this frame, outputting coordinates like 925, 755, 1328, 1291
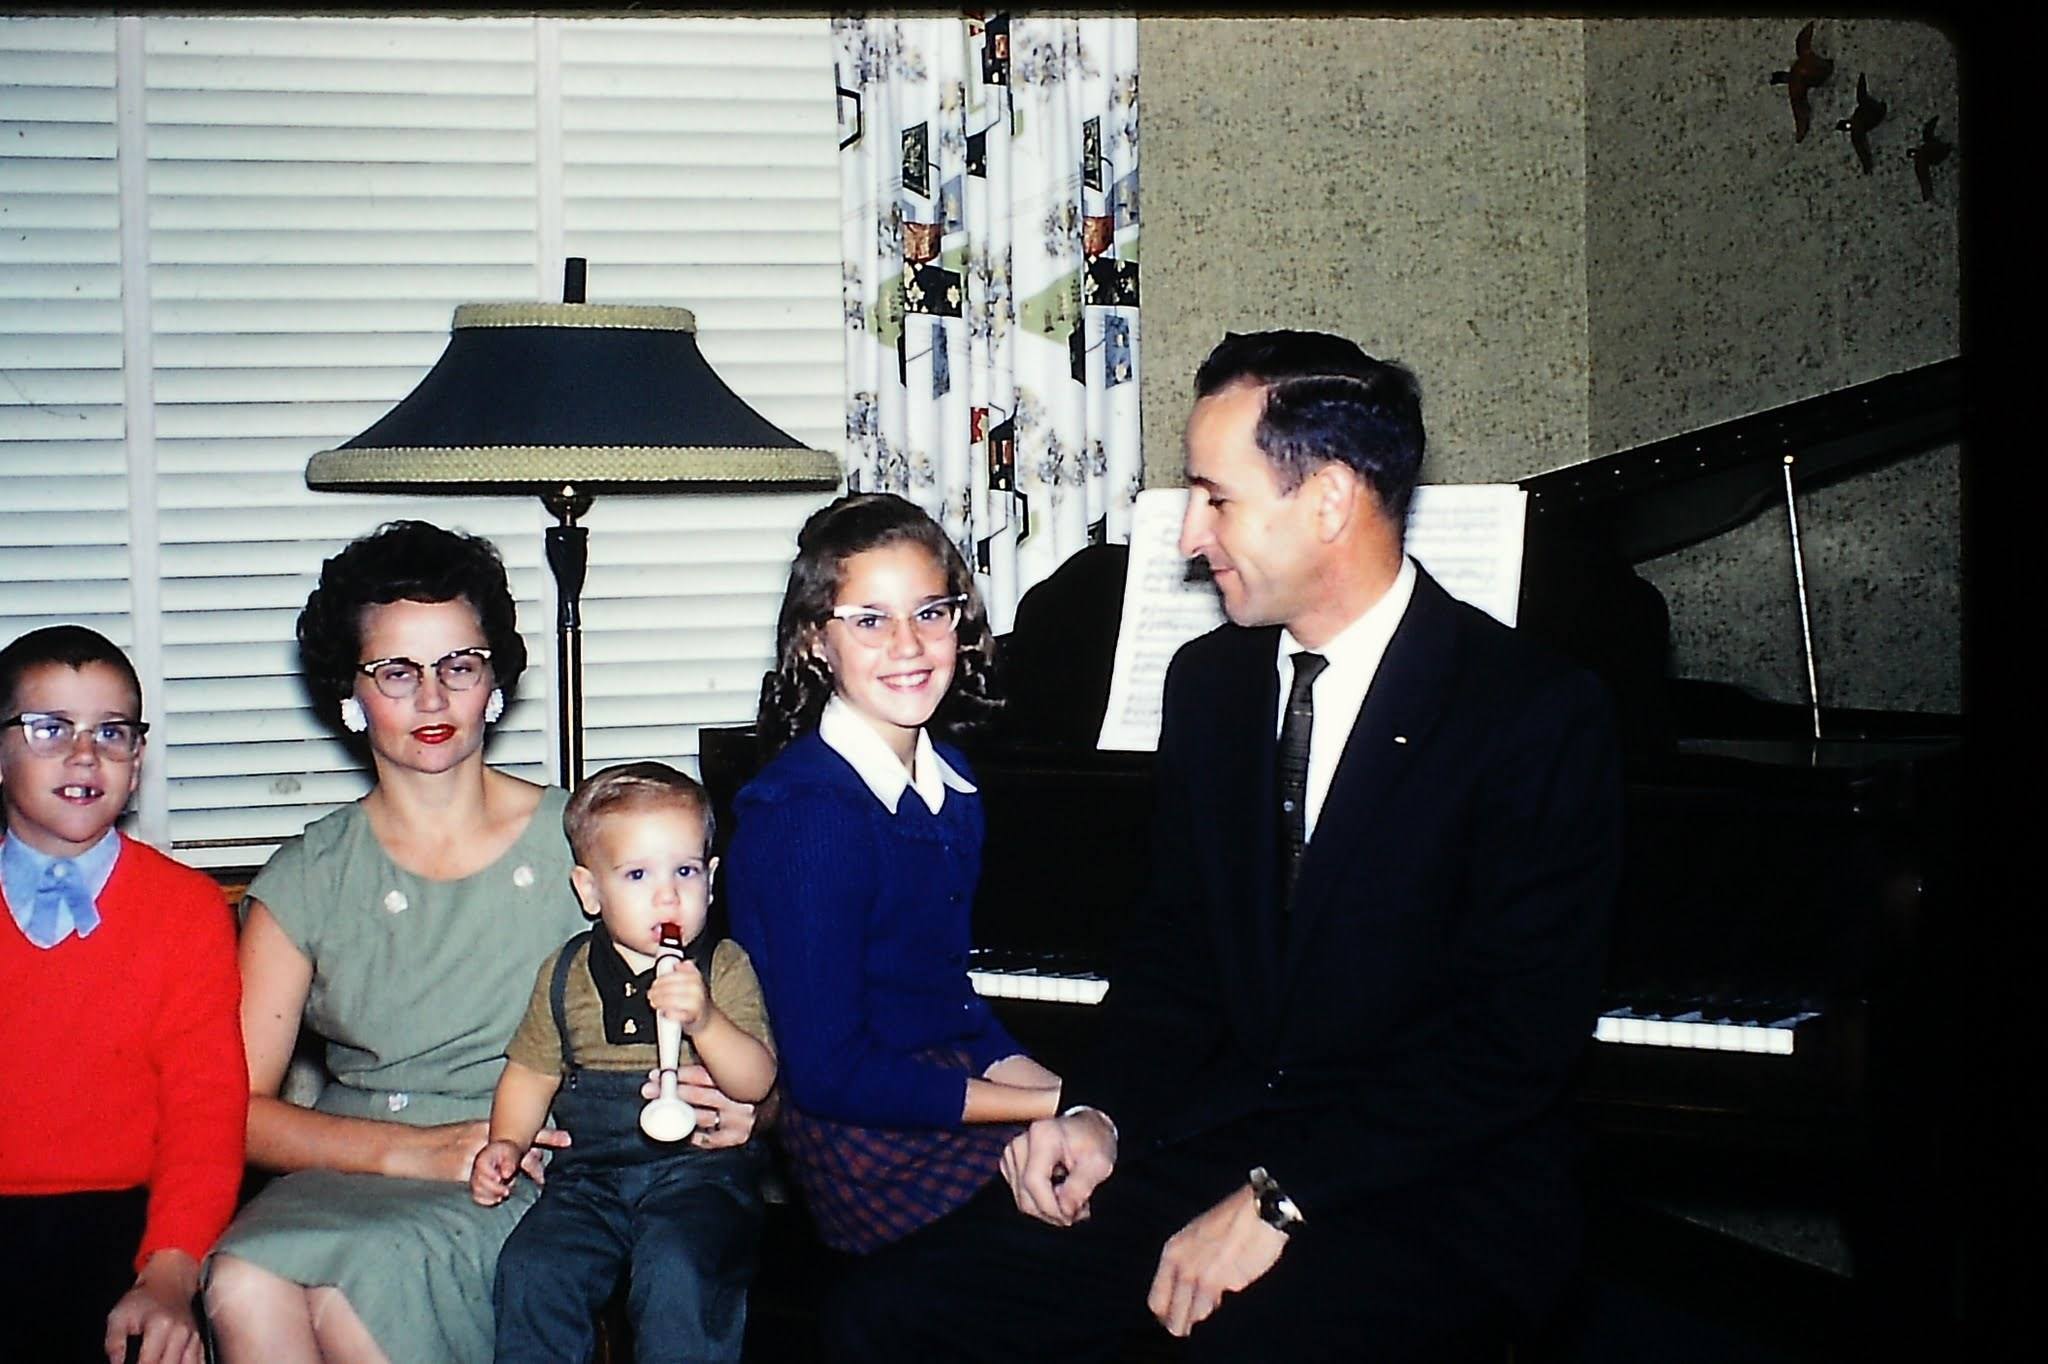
25, 857, 100, 946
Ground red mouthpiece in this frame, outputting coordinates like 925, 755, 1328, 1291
657, 923, 685, 950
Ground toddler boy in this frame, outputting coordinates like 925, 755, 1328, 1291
475, 760, 777, 1363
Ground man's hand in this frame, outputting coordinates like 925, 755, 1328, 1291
1146, 1183, 1288, 1338
648, 959, 709, 1034
103, 1249, 203, 1364
1000, 1108, 1117, 1226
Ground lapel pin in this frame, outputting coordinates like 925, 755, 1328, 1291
1393, 735, 1409, 745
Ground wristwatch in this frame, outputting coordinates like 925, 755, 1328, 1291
1247, 1165, 1305, 1234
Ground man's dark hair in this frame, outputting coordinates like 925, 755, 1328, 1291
0, 625, 143, 718
1193, 329, 1427, 522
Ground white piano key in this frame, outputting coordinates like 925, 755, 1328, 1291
1642, 1017, 1672, 1047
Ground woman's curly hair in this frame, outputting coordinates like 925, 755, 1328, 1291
297, 520, 527, 727
756, 493, 1000, 758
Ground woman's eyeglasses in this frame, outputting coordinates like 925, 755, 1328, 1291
1, 712, 150, 759
355, 647, 494, 700
824, 595, 967, 647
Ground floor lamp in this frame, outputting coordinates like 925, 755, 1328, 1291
305, 266, 840, 787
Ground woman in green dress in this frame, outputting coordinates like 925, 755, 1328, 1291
205, 521, 762, 1364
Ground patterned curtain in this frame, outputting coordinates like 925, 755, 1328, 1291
835, 14, 1142, 632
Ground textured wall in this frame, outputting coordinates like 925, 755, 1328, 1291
1138, 16, 1963, 712
1138, 18, 1591, 488
1583, 18, 1961, 711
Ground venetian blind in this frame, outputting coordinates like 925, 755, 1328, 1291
0, 15, 843, 869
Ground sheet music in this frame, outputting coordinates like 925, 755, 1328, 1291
1095, 484, 1528, 751
1401, 483, 1527, 628
1096, 490, 1226, 751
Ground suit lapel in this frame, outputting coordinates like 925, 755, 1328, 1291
1193, 628, 1286, 1008
1278, 571, 1464, 988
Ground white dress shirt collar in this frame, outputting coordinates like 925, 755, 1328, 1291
1275, 555, 1418, 841
818, 695, 977, 815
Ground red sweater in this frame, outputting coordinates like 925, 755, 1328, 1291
0, 835, 246, 1270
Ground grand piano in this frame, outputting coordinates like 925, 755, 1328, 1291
699, 356, 1969, 1350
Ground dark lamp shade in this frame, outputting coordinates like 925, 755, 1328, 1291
305, 303, 841, 491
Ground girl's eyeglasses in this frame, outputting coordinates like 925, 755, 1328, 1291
824, 595, 967, 647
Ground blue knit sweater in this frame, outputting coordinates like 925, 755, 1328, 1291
726, 729, 1024, 1129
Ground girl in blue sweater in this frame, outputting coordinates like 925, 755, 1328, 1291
726, 493, 1063, 1253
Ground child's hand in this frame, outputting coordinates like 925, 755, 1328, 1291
469, 1137, 525, 1206
104, 1249, 202, 1364
648, 958, 711, 1035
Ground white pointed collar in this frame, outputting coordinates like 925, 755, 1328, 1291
818, 695, 976, 815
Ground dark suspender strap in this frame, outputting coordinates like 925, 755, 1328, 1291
549, 930, 593, 1069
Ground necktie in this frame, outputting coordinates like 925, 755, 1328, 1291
26, 857, 97, 946
1277, 651, 1328, 905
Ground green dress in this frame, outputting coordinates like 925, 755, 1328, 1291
210, 786, 587, 1364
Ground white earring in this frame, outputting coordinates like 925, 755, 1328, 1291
339, 696, 368, 733
482, 688, 505, 725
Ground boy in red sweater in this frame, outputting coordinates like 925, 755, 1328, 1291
0, 626, 245, 1364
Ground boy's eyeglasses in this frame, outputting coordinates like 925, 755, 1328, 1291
355, 647, 494, 700
825, 595, 967, 647
1, 712, 150, 759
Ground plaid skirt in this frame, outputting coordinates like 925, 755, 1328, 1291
778, 1048, 1020, 1254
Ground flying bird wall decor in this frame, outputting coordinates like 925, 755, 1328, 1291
1769, 20, 1835, 142
1906, 116, 1953, 203
1837, 73, 1888, 174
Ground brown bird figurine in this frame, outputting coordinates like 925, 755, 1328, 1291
1769, 21, 1834, 142
1907, 116, 1953, 202
1836, 73, 1887, 174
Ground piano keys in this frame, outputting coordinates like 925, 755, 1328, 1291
1592, 1002, 1822, 1055
962, 956, 1830, 1059
966, 948, 1110, 1005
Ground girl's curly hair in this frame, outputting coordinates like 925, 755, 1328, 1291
297, 520, 526, 727
756, 493, 999, 758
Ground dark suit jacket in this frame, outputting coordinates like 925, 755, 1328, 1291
1062, 566, 1624, 1318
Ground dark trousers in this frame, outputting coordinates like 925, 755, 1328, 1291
493, 1145, 764, 1364
826, 1155, 1513, 1364
0, 1187, 147, 1364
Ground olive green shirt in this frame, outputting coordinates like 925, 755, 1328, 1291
506, 935, 773, 1076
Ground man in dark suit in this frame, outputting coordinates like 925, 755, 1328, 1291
828, 330, 1623, 1362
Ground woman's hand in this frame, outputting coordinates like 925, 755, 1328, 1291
386, 1119, 571, 1183
642, 1063, 760, 1149
104, 1250, 203, 1364
384, 1119, 492, 1183
984, 1053, 1062, 1091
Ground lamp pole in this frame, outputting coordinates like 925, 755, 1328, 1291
545, 257, 594, 789
542, 483, 595, 788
